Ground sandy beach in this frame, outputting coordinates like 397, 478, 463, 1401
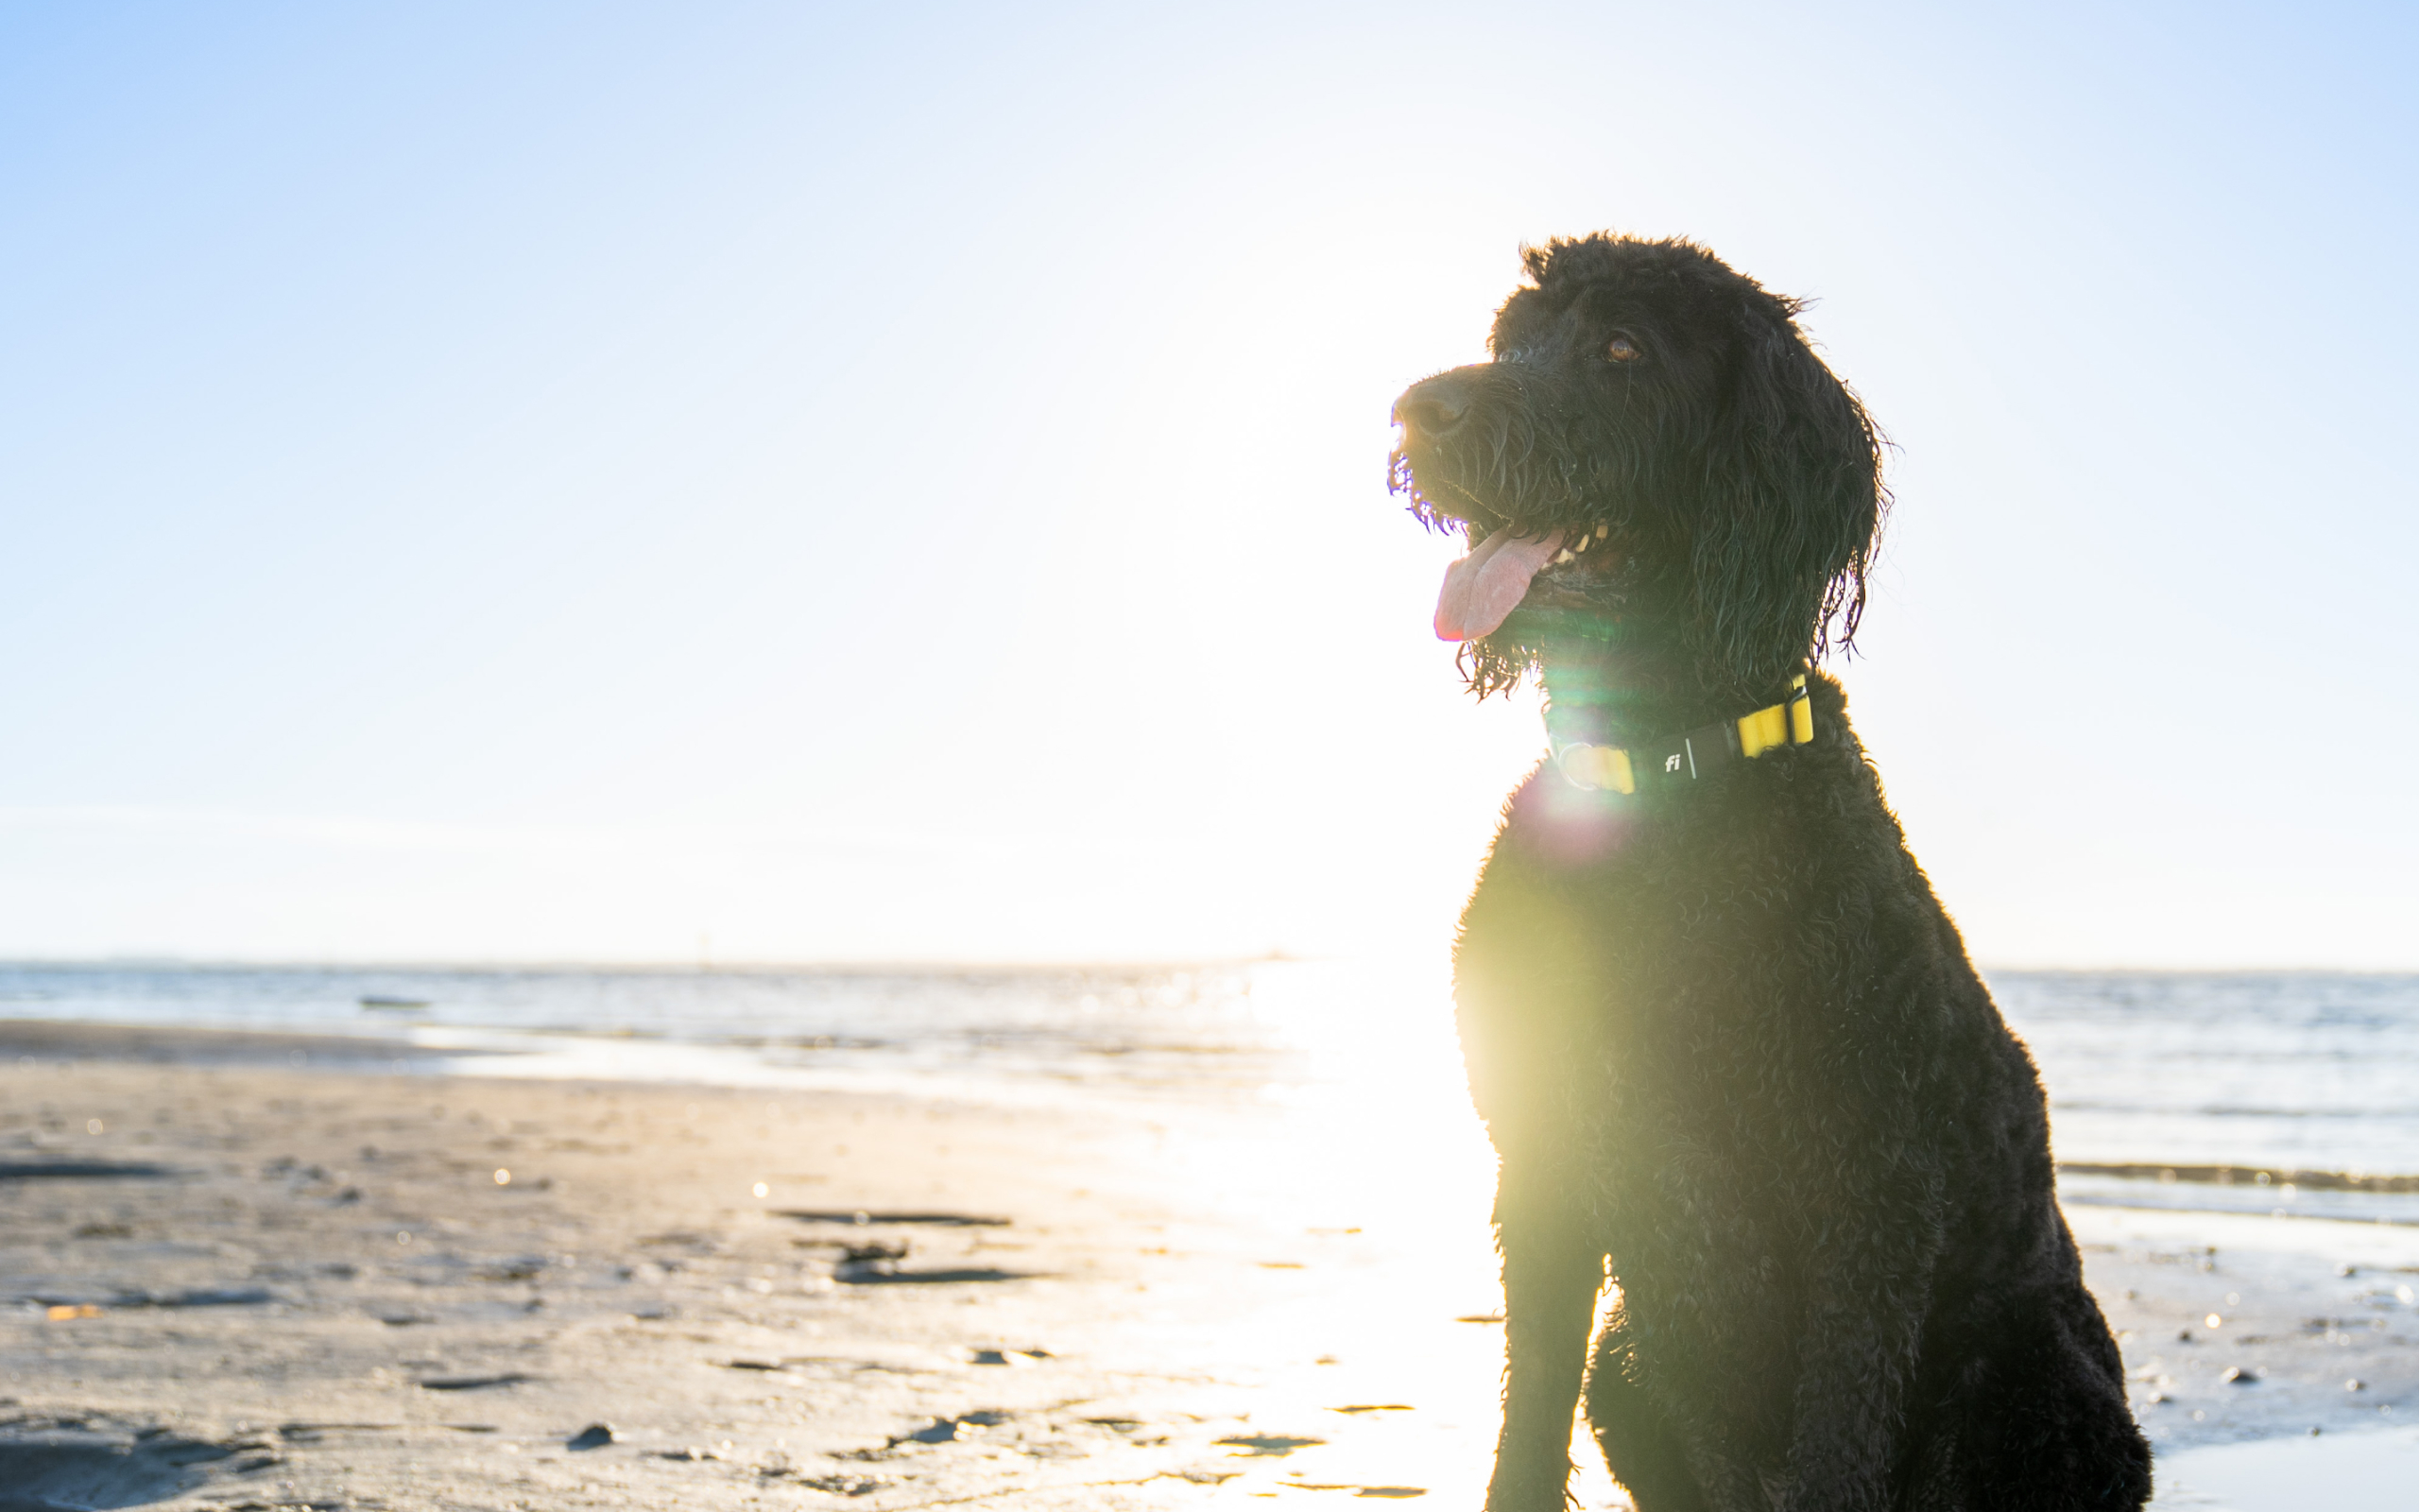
0, 1022, 2410, 1511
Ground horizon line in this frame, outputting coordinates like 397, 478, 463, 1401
0, 954, 2411, 979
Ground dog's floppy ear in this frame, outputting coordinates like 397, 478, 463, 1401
1689, 307, 1884, 694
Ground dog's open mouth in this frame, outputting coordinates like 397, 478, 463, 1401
1433, 523, 1619, 642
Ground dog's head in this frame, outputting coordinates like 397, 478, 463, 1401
1389, 235, 1883, 706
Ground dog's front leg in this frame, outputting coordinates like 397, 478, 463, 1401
1486, 1170, 1604, 1512
1778, 1208, 1940, 1512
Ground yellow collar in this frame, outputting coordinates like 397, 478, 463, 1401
1552, 675, 1812, 794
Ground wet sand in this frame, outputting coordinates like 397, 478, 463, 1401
0, 1025, 1517, 1511
0, 1023, 2409, 1511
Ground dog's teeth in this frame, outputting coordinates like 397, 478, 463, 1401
1573, 536, 1589, 553
1554, 549, 1575, 565
1595, 523, 1609, 539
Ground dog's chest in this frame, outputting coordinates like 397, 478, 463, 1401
1456, 770, 1853, 1176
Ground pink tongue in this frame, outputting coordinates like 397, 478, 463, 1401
1434, 530, 1565, 641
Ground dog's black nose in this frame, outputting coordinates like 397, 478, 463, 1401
1395, 375, 1470, 438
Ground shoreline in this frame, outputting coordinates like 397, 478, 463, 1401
0, 1022, 2410, 1510
4, 1015, 2411, 1193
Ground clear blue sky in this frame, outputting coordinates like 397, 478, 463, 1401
1, 2, 2411, 967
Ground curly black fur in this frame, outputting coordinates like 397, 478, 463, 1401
1389, 236, 2149, 1512
1391, 235, 1884, 708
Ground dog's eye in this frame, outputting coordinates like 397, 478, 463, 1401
1605, 333, 1642, 363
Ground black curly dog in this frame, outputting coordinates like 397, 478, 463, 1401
1388, 236, 2150, 1512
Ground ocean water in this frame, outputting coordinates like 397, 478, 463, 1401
1999, 972, 2417, 1226
0, 962, 2411, 1220
0, 960, 1301, 1107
